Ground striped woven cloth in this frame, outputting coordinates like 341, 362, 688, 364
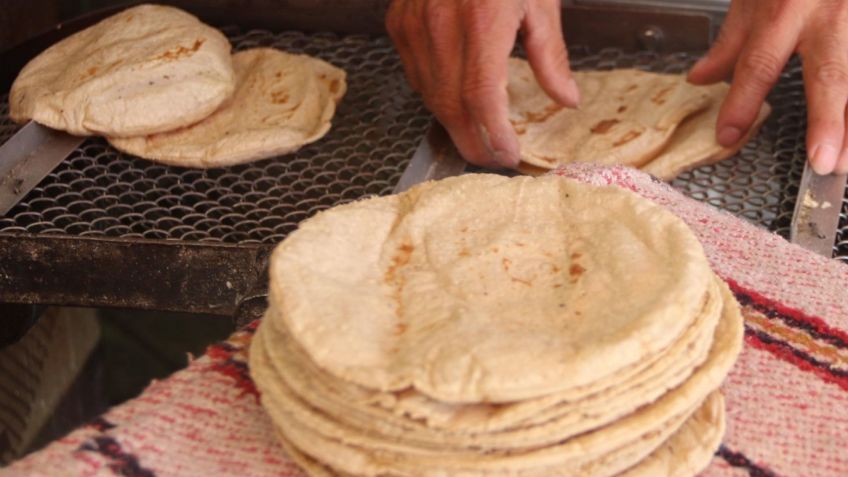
3, 165, 847, 477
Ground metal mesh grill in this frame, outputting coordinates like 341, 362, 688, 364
0, 30, 429, 243
1, 31, 845, 260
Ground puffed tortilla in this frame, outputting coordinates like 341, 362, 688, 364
269, 174, 715, 403
10, 4, 235, 137
108, 48, 346, 168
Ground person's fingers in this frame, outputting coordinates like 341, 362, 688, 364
522, 0, 579, 107
688, 0, 748, 84
405, 0, 435, 95
837, 107, 848, 174
716, 19, 801, 147
800, 31, 848, 175
386, 0, 423, 92
422, 0, 497, 167
460, 0, 523, 167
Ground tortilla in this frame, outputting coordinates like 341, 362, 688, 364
257, 276, 721, 446
9, 4, 235, 137
269, 174, 714, 403
108, 47, 346, 168
509, 58, 711, 169
641, 82, 772, 180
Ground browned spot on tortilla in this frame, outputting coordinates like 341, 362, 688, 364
458, 248, 470, 257
539, 156, 558, 164
515, 242, 525, 247
394, 323, 408, 335
550, 264, 561, 273
617, 105, 627, 113
523, 103, 563, 123
553, 283, 563, 288
652, 86, 674, 105
613, 130, 642, 147
569, 263, 586, 279
156, 38, 205, 61
502, 257, 512, 271
590, 118, 620, 134
626, 84, 638, 92
460, 226, 468, 233
570, 252, 581, 260
87, 67, 98, 76
275, 71, 283, 79
384, 243, 413, 283
491, 246, 499, 253
329, 79, 340, 94
271, 91, 290, 104
514, 125, 527, 135
511, 276, 532, 286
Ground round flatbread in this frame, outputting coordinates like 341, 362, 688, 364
640, 82, 772, 181
10, 4, 235, 137
509, 58, 711, 170
269, 174, 714, 403
108, 47, 346, 168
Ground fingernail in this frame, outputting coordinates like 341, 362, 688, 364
493, 150, 519, 168
810, 144, 839, 175
564, 78, 581, 108
717, 126, 742, 147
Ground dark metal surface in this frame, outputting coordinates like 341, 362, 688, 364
0, 236, 267, 315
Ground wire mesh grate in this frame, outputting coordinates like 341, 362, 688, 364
1, 31, 845, 261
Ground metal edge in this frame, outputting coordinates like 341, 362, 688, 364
0, 234, 271, 316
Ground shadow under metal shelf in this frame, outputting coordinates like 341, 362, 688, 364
0, 2, 845, 331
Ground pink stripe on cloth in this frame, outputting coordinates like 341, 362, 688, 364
3, 165, 846, 476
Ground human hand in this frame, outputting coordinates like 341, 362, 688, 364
688, 0, 848, 175
386, 0, 580, 168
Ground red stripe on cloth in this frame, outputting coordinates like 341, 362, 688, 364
727, 277, 848, 347
722, 345, 848, 476
744, 332, 848, 392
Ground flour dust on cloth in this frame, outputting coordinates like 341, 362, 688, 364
9, 4, 235, 137
509, 58, 771, 180
250, 174, 744, 477
109, 48, 346, 168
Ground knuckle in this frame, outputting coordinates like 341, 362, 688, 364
813, 60, 848, 86
461, 78, 497, 110
739, 49, 783, 86
424, 2, 453, 36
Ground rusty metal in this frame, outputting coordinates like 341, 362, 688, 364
0, 236, 269, 316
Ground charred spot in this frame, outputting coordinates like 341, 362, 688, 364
612, 130, 643, 147
617, 105, 627, 113
569, 263, 586, 279
156, 38, 205, 62
590, 118, 620, 134
329, 79, 340, 94
625, 84, 638, 92
651, 86, 673, 105
271, 91, 290, 104
523, 103, 563, 123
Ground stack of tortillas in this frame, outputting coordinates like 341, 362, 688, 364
9, 4, 346, 168
251, 174, 744, 476
508, 58, 771, 180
